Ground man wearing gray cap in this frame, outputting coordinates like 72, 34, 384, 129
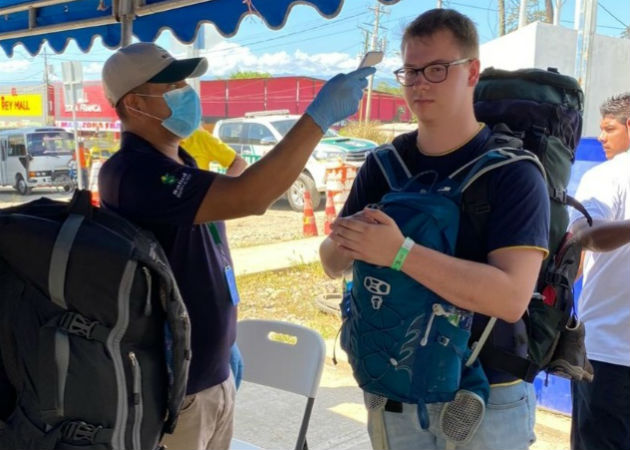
99, 42, 374, 450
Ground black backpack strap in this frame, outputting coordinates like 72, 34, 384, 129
459, 125, 525, 225
566, 194, 593, 226
483, 124, 524, 150
477, 346, 541, 383
48, 214, 84, 310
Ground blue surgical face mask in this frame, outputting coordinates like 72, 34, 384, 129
130, 85, 201, 138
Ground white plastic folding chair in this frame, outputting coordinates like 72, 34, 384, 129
230, 319, 326, 450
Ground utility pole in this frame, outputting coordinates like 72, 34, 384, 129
553, 0, 562, 25
188, 26, 204, 98
364, 2, 388, 124
575, 0, 597, 129
518, 0, 528, 29
360, 28, 370, 55
498, 0, 506, 36
436, 0, 443, 7
574, 0, 582, 29
43, 48, 50, 126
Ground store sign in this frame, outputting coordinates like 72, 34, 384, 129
64, 103, 103, 113
55, 120, 121, 131
0, 94, 43, 116
0, 119, 40, 128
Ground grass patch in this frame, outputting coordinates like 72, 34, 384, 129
236, 262, 343, 340
338, 120, 389, 144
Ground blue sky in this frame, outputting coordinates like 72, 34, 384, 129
0, 0, 628, 85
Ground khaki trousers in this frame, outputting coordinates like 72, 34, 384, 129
161, 373, 236, 450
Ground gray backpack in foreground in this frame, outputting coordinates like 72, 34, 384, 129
0, 190, 191, 450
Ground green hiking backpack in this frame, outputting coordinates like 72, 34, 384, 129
470, 67, 593, 382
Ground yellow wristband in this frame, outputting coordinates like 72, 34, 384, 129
391, 237, 414, 271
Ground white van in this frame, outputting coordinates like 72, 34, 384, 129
0, 127, 75, 195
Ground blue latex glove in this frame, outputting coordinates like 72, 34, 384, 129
306, 66, 376, 132
230, 343, 244, 390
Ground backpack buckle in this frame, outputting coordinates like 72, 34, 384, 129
59, 312, 98, 339
549, 188, 567, 203
61, 420, 102, 444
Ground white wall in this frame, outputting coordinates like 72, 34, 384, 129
480, 22, 630, 137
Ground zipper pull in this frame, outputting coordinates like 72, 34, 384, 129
128, 352, 141, 405
420, 303, 447, 346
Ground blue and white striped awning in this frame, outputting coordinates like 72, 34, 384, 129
0, 0, 400, 57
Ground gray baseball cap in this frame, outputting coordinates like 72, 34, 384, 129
102, 42, 208, 106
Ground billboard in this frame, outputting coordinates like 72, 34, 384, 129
0, 94, 43, 116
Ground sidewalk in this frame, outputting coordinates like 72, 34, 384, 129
231, 235, 324, 276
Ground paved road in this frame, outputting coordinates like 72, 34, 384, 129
0, 187, 72, 208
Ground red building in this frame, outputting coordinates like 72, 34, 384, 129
52, 76, 411, 127
53, 81, 120, 133
200, 76, 411, 123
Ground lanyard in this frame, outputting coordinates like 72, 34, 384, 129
208, 222, 240, 306
208, 222, 223, 246
208, 222, 231, 266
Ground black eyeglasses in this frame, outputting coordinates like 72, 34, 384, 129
393, 58, 472, 86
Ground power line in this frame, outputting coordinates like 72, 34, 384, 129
449, 1, 497, 13
598, 1, 629, 28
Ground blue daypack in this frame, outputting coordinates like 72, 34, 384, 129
340, 143, 543, 429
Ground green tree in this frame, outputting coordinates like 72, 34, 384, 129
375, 81, 402, 96
229, 71, 272, 79
505, 0, 550, 34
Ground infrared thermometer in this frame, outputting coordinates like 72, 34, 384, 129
358, 51, 384, 69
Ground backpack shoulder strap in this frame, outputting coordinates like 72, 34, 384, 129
372, 144, 414, 191
449, 147, 545, 197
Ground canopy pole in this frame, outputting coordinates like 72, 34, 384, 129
121, 15, 133, 46
119, 0, 135, 47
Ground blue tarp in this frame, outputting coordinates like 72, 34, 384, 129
0, 0, 399, 56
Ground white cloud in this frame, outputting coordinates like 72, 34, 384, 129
199, 42, 397, 81
0, 59, 30, 73
83, 62, 104, 76
0, 35, 401, 85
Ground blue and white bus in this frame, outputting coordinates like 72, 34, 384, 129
0, 127, 75, 194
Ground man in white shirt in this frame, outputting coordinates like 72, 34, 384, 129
569, 92, 630, 450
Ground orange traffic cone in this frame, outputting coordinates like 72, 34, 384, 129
302, 191, 318, 237
323, 190, 336, 235
90, 190, 100, 207
89, 160, 103, 207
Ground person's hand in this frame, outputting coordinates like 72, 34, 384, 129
329, 207, 405, 268
305, 67, 376, 132
230, 343, 244, 390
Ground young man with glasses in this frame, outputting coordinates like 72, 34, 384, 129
320, 9, 549, 450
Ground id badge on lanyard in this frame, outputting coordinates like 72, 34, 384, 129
208, 222, 240, 305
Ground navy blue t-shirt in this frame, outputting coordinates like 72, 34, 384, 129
99, 132, 235, 394
342, 126, 550, 384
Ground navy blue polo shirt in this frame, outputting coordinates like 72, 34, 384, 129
342, 125, 550, 384
99, 131, 235, 395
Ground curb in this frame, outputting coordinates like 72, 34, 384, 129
231, 235, 325, 277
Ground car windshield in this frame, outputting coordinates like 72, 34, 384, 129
27, 131, 74, 156
271, 119, 338, 138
